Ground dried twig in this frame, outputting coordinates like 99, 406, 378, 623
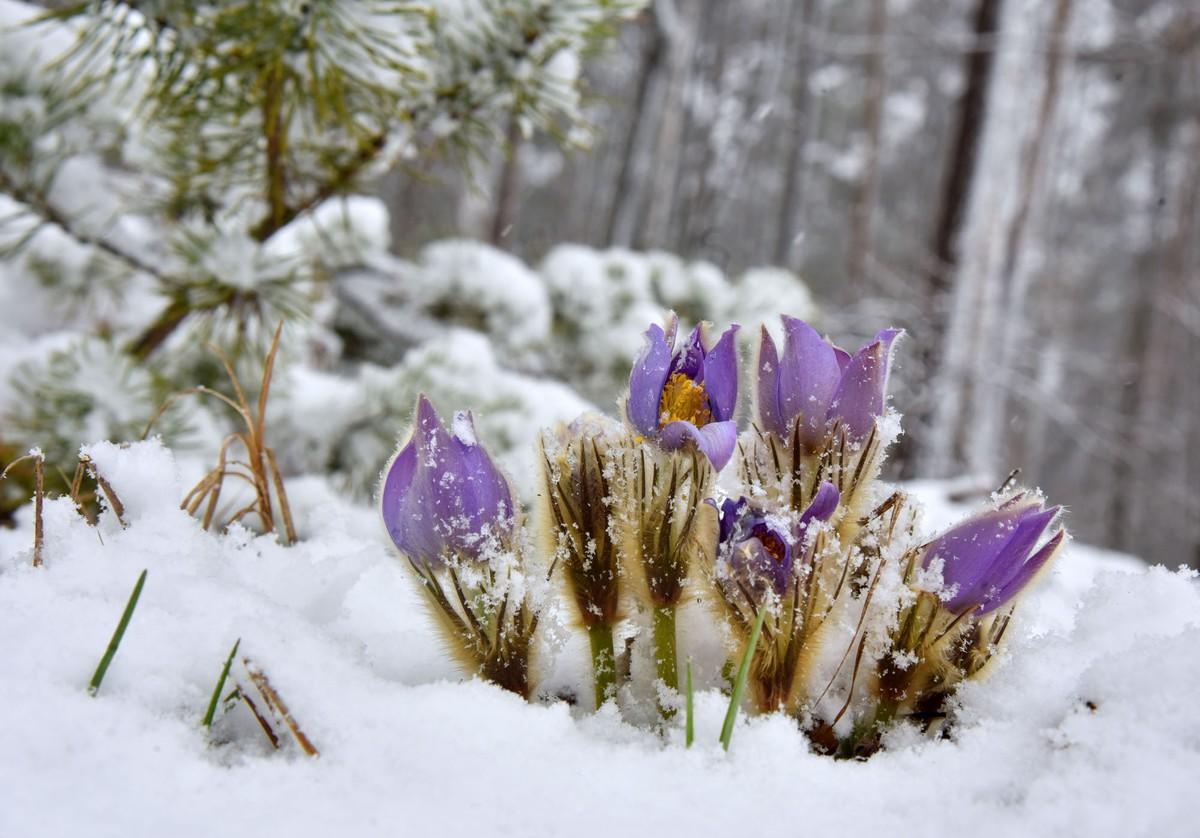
77, 454, 127, 527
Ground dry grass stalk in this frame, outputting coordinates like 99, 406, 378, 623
229, 678, 281, 750
243, 657, 319, 757
2, 450, 45, 567
145, 322, 296, 545
74, 453, 127, 528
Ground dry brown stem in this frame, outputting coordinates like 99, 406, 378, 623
145, 322, 296, 544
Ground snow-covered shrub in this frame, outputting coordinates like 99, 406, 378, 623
391, 240, 554, 361
538, 244, 817, 405
0, 0, 640, 491
274, 330, 591, 502
6, 338, 190, 469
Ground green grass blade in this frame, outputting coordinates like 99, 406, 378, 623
202, 638, 241, 728
88, 569, 148, 696
685, 659, 695, 748
720, 606, 766, 752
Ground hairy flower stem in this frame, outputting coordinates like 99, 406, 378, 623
653, 605, 679, 715
588, 623, 617, 708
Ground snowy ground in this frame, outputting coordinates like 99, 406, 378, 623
1, 442, 1196, 838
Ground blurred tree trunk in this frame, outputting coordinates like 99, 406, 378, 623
929, 0, 1071, 480
774, 0, 818, 268
848, 0, 888, 289
607, 3, 668, 246
490, 112, 524, 246
641, 0, 696, 249
986, 0, 1072, 469
901, 0, 1002, 477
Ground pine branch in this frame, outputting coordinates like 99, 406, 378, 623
0, 167, 165, 282
249, 133, 387, 243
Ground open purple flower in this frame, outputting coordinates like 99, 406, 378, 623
922, 495, 1065, 615
380, 395, 514, 568
627, 316, 740, 470
714, 482, 840, 597
756, 316, 902, 449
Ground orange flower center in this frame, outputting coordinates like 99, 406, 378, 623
659, 372, 712, 428
758, 530, 789, 566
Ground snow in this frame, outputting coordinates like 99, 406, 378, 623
1, 441, 1193, 838
1, 1, 1194, 831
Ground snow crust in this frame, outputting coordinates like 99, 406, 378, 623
1, 442, 1193, 838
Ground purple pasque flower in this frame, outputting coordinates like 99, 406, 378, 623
756, 316, 903, 449
380, 394, 514, 569
922, 494, 1065, 615
627, 315, 740, 470
713, 482, 840, 597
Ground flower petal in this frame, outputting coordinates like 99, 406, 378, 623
975, 506, 1059, 602
672, 324, 706, 379
827, 327, 903, 440
449, 411, 514, 545
659, 419, 738, 470
925, 502, 1034, 611
701, 324, 740, 422
779, 316, 843, 448
745, 525, 793, 596
379, 396, 454, 566
799, 481, 840, 528
756, 326, 783, 435
715, 496, 747, 545
381, 436, 421, 553
833, 345, 852, 372
627, 321, 675, 436
979, 530, 1065, 614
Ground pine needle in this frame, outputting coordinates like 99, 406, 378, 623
88, 569, 148, 696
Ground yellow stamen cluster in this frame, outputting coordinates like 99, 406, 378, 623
659, 372, 712, 427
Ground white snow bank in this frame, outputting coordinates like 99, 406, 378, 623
0, 442, 1194, 837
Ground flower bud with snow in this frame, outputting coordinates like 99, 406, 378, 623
922, 493, 1065, 616
380, 394, 536, 698
380, 394, 514, 569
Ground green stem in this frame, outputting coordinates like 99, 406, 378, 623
685, 659, 695, 748
653, 605, 679, 715
202, 637, 241, 728
89, 569, 148, 696
720, 606, 767, 752
587, 623, 616, 709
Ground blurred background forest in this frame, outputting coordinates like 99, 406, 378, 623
2, 0, 1198, 567
385, 0, 1200, 567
